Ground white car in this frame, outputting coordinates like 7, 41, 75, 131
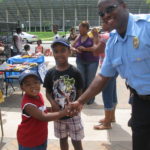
20, 32, 39, 44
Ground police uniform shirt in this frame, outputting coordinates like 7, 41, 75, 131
100, 13, 150, 95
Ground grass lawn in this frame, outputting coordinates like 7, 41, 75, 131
28, 32, 69, 41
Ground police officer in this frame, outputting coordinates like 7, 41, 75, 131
70, 0, 150, 150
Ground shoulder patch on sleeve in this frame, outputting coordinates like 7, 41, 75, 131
134, 14, 150, 22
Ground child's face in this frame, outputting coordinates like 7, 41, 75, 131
53, 44, 70, 65
37, 41, 41, 45
21, 76, 41, 98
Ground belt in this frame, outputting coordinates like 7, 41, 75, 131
126, 84, 150, 101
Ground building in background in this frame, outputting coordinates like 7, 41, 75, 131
0, 0, 149, 32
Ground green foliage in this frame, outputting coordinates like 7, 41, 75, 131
28, 31, 69, 41
146, 0, 150, 3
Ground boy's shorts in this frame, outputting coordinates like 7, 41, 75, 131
54, 115, 84, 141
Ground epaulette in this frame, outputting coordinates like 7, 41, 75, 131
133, 14, 150, 22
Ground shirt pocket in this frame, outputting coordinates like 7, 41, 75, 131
112, 57, 125, 78
130, 50, 150, 75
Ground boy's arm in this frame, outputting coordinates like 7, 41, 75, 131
24, 104, 69, 121
46, 107, 52, 112
46, 89, 60, 112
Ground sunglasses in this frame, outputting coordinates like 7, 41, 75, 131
98, 4, 118, 17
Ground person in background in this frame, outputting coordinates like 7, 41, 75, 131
12, 27, 23, 56
17, 70, 70, 150
44, 38, 84, 150
71, 21, 99, 105
94, 23, 118, 130
68, 27, 77, 43
0, 41, 5, 55
44, 48, 53, 56
21, 44, 31, 56
53, 27, 60, 40
35, 40, 44, 54
70, 0, 150, 150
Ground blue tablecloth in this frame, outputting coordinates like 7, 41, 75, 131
6, 55, 45, 78
7, 55, 44, 64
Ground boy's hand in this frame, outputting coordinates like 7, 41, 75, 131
61, 103, 79, 117
67, 101, 83, 116
62, 105, 72, 116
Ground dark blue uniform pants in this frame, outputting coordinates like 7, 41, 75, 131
131, 95, 150, 150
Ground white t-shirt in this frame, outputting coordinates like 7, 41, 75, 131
13, 33, 23, 53
53, 33, 60, 40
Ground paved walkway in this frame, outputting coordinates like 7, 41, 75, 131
0, 57, 132, 150
0, 107, 132, 150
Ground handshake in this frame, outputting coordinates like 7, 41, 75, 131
59, 101, 84, 117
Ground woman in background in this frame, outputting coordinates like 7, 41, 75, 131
71, 21, 99, 105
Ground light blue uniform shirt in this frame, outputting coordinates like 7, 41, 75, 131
100, 13, 150, 95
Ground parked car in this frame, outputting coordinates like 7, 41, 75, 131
20, 32, 39, 44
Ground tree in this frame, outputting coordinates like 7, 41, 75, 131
146, 0, 150, 3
